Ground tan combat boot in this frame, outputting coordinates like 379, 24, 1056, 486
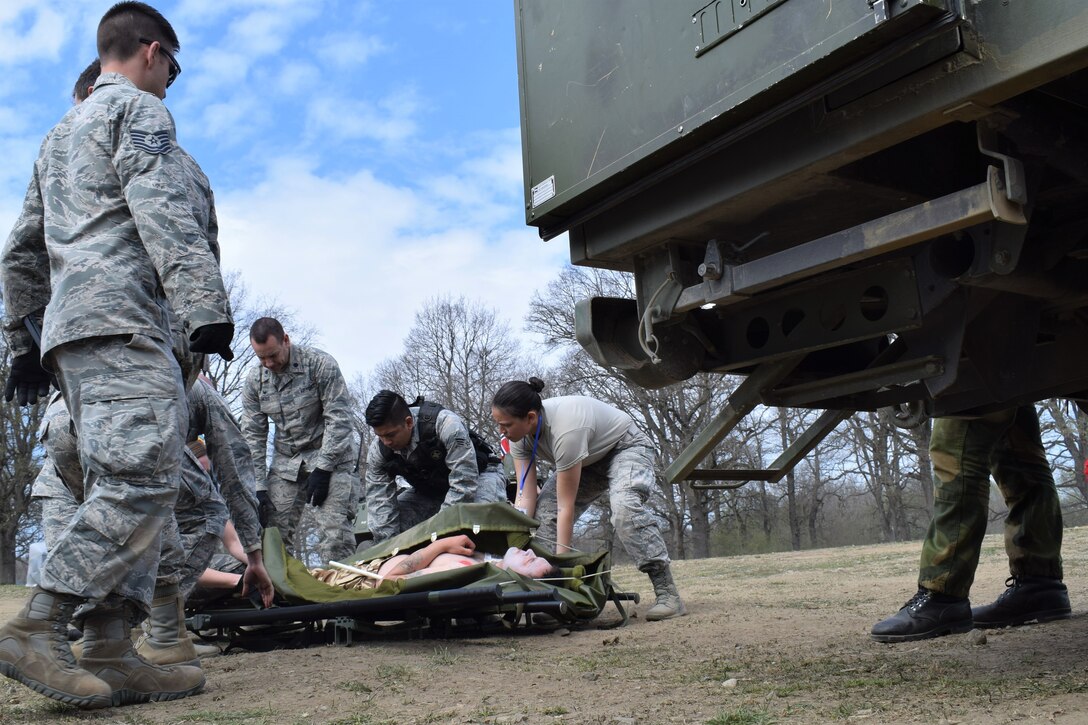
0, 587, 113, 709
78, 602, 205, 706
644, 563, 688, 621
186, 632, 222, 658
134, 583, 200, 666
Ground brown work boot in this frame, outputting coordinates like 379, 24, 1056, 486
644, 563, 688, 621
133, 583, 199, 666
0, 587, 112, 709
79, 602, 205, 706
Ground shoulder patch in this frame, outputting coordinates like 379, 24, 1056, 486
131, 130, 173, 154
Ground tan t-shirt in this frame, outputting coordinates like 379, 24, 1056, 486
510, 396, 634, 471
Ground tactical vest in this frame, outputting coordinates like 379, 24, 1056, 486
377, 400, 499, 497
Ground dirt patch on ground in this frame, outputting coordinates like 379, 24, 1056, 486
2, 528, 1088, 725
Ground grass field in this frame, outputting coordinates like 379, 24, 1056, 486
1, 528, 1087, 724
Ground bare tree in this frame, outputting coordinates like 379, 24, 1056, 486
0, 308, 47, 583
1039, 399, 1088, 513
841, 409, 930, 542
371, 295, 525, 439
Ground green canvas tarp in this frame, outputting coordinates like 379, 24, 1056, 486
259, 502, 616, 624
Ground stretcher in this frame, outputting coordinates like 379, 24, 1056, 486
187, 503, 638, 649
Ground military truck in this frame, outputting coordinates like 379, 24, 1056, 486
514, 1, 1088, 484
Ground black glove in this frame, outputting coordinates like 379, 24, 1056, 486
4, 345, 55, 406
256, 490, 273, 528
189, 322, 235, 361
305, 468, 332, 507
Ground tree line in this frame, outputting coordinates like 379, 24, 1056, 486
2, 265, 1088, 579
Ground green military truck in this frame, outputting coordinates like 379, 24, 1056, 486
514, 0, 1088, 484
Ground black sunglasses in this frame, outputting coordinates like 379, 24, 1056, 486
139, 37, 181, 88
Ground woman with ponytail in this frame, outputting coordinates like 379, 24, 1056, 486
490, 378, 686, 621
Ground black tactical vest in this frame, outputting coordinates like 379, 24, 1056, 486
377, 400, 498, 496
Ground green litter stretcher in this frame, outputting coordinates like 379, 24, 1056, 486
187, 503, 638, 648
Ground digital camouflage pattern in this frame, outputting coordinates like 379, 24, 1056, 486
241, 344, 357, 482
533, 428, 671, 571
173, 448, 230, 596
186, 378, 262, 553
39, 334, 188, 614
919, 405, 1063, 598
241, 344, 359, 563
32, 376, 263, 600
365, 406, 506, 542
264, 466, 359, 565
1, 72, 230, 358
4, 71, 232, 619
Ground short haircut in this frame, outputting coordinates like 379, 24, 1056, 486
250, 317, 285, 344
97, 2, 179, 63
491, 377, 546, 418
365, 390, 412, 428
73, 59, 101, 103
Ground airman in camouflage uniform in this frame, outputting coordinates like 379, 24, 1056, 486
491, 378, 686, 621
0, 5, 235, 707
871, 405, 1069, 642
30, 375, 270, 658
241, 317, 360, 564
364, 391, 507, 543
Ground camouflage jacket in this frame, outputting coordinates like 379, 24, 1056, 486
364, 406, 482, 542
32, 379, 264, 553
1, 72, 230, 357
186, 379, 262, 552
240, 344, 358, 487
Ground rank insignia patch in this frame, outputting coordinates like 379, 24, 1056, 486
131, 130, 173, 154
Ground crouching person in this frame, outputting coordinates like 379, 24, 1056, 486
364, 390, 507, 543
491, 377, 686, 621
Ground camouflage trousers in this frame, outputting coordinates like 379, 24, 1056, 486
35, 469, 186, 621
40, 333, 187, 616
383, 465, 508, 538
919, 405, 1063, 599
173, 450, 230, 598
533, 430, 670, 571
267, 462, 360, 565
32, 389, 220, 610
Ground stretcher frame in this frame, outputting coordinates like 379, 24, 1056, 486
186, 503, 640, 648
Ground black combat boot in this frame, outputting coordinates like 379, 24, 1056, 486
870, 587, 973, 643
971, 575, 1071, 628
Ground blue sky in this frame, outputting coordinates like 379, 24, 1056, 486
0, 0, 571, 379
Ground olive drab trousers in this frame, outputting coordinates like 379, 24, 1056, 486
919, 405, 1063, 598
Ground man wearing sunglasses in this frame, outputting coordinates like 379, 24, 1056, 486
0, 1, 232, 710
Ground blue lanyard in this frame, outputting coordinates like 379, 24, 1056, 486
517, 415, 542, 496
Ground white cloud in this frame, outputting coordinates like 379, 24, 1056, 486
416, 129, 529, 231
196, 92, 270, 144
171, 3, 324, 112
0, 135, 43, 201
175, 0, 323, 25
215, 150, 567, 379
186, 48, 250, 96
0, 3, 67, 65
275, 62, 320, 95
306, 90, 420, 145
460, 129, 526, 191
0, 106, 37, 137
229, 9, 314, 56
314, 32, 387, 69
